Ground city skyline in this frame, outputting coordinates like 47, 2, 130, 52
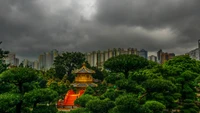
0, 0, 200, 60
17, 47, 176, 70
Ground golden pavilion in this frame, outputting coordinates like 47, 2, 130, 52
71, 63, 97, 90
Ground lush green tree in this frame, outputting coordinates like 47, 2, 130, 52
68, 108, 89, 113
86, 98, 115, 113
163, 55, 200, 74
113, 94, 140, 113
84, 86, 95, 95
104, 54, 149, 78
48, 81, 69, 98
0, 42, 9, 74
0, 67, 38, 113
32, 105, 58, 113
143, 101, 166, 113
0, 93, 20, 113
92, 83, 107, 96
45, 68, 56, 79
74, 94, 98, 107
24, 88, 58, 108
105, 73, 125, 84
101, 89, 120, 101
0, 67, 59, 113
91, 67, 105, 81
54, 52, 85, 81
163, 55, 200, 112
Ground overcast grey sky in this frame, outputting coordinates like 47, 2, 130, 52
0, 0, 200, 61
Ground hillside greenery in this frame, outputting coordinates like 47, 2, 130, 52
1, 48, 200, 113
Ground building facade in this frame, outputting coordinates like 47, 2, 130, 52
188, 48, 200, 60
139, 49, 148, 59
157, 49, 175, 64
188, 40, 200, 60
148, 55, 157, 62
4, 53, 19, 66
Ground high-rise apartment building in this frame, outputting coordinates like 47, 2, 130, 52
37, 49, 59, 70
4, 53, 19, 66
157, 49, 175, 64
188, 40, 200, 60
160, 52, 175, 64
33, 60, 39, 70
45, 52, 53, 70
148, 55, 157, 62
38, 54, 45, 70
188, 48, 200, 60
139, 49, 148, 59
157, 49, 162, 63
22, 59, 34, 68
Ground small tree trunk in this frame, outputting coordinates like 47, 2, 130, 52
33, 102, 37, 108
124, 70, 129, 79
16, 100, 22, 113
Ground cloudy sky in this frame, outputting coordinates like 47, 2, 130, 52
0, 0, 200, 61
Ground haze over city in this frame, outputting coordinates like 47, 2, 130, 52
0, 0, 200, 61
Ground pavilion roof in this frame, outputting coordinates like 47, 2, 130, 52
73, 63, 95, 74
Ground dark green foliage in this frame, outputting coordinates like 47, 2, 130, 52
48, 81, 69, 98
181, 99, 199, 113
105, 73, 125, 84
54, 52, 85, 81
143, 101, 166, 113
32, 105, 58, 113
84, 86, 95, 95
113, 94, 140, 113
45, 68, 56, 79
69, 108, 90, 113
0, 67, 38, 94
0, 67, 59, 113
91, 67, 105, 81
74, 94, 97, 107
0, 93, 20, 113
92, 83, 107, 96
116, 79, 145, 93
24, 88, 58, 108
101, 89, 120, 101
86, 98, 115, 113
104, 54, 149, 78
0, 42, 9, 74
163, 55, 200, 73
142, 79, 176, 93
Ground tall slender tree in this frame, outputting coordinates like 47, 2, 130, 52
0, 42, 9, 73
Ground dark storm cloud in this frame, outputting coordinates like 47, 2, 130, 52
95, 0, 200, 47
0, 0, 200, 61
0, 0, 83, 60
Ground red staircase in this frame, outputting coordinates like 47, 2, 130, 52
57, 89, 85, 107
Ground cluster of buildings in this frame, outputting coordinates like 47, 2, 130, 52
157, 49, 175, 64
4, 48, 176, 70
4, 53, 19, 67
22, 49, 59, 70
6, 40, 200, 71
85, 48, 175, 68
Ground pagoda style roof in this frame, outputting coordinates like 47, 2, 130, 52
73, 63, 95, 74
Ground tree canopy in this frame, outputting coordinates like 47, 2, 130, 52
54, 52, 85, 81
0, 67, 59, 113
0, 42, 9, 74
104, 54, 149, 78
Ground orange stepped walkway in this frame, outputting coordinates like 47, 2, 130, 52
57, 89, 85, 107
